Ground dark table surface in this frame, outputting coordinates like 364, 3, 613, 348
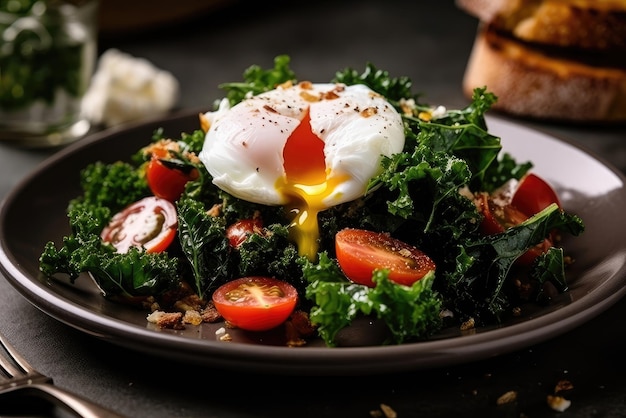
2, 1, 626, 417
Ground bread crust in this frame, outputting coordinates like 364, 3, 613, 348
456, 0, 626, 52
462, 26, 626, 122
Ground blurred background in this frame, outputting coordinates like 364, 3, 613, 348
93, 0, 626, 171
97, 0, 478, 111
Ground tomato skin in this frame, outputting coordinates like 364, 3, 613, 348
335, 228, 436, 287
226, 218, 263, 248
146, 158, 199, 202
212, 277, 298, 331
476, 192, 553, 265
511, 173, 561, 217
476, 193, 529, 235
101, 196, 177, 253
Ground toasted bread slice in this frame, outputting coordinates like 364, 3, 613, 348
456, 0, 626, 52
462, 25, 626, 122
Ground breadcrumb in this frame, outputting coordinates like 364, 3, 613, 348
496, 390, 517, 405
369, 403, 397, 418
146, 311, 184, 329
547, 395, 571, 412
182, 309, 203, 326
460, 317, 475, 331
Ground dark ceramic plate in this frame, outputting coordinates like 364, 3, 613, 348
1, 110, 625, 376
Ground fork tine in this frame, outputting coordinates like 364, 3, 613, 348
0, 332, 127, 417
0, 332, 32, 379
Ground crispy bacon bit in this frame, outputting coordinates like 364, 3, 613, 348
290, 310, 317, 337
284, 310, 316, 347
174, 293, 204, 311
300, 90, 321, 102
142, 138, 201, 164
278, 80, 294, 89
361, 107, 378, 118
285, 321, 307, 347
201, 302, 222, 323
146, 311, 185, 330
206, 203, 222, 217
321, 90, 340, 100
555, 379, 574, 393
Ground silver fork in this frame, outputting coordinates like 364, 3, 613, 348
0, 331, 126, 418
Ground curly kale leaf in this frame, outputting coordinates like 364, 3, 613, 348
71, 161, 149, 213
303, 253, 443, 347
482, 152, 532, 193
417, 122, 501, 191
143, 127, 207, 157
442, 87, 497, 129
369, 270, 442, 345
365, 88, 530, 238
531, 247, 569, 298
303, 253, 373, 346
219, 54, 296, 106
39, 209, 104, 283
178, 129, 207, 155
176, 197, 232, 299
79, 248, 180, 297
39, 204, 180, 298
368, 141, 472, 233
333, 62, 415, 104
398, 87, 527, 193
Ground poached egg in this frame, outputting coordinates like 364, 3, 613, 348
198, 81, 405, 260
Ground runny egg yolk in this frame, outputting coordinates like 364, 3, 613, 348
278, 108, 347, 261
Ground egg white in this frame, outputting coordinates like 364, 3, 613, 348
198, 82, 405, 207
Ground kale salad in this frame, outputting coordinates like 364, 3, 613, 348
39, 55, 585, 347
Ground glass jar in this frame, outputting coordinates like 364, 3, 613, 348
0, 0, 98, 147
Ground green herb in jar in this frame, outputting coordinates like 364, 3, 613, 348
0, 0, 89, 111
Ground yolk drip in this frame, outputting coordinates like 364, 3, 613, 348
279, 108, 344, 261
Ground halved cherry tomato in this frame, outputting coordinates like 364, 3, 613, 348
146, 157, 199, 202
101, 196, 178, 253
476, 193, 529, 236
476, 192, 553, 265
511, 173, 561, 217
226, 218, 264, 248
335, 228, 436, 287
212, 277, 298, 331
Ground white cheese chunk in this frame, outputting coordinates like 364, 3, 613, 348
81, 48, 179, 127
